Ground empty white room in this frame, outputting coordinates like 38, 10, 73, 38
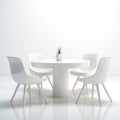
0, 0, 120, 120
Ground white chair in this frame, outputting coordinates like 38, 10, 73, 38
70, 53, 98, 91
28, 53, 53, 88
76, 57, 112, 106
7, 56, 47, 105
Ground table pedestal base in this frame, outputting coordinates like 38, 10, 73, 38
53, 68, 69, 97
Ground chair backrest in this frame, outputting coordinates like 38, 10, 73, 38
28, 53, 43, 68
82, 53, 98, 71
28, 53, 43, 62
95, 57, 111, 83
7, 56, 27, 82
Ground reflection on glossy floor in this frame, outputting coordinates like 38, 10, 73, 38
0, 76, 120, 120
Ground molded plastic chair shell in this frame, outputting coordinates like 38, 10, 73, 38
28, 53, 53, 88
71, 53, 98, 91
7, 56, 47, 104
76, 57, 112, 106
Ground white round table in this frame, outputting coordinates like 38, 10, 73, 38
31, 59, 89, 97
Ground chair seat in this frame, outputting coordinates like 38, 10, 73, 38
30, 67, 53, 76
70, 69, 88, 76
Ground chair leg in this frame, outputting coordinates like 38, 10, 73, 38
23, 84, 27, 105
92, 84, 94, 99
37, 84, 41, 104
96, 84, 101, 106
84, 84, 88, 95
28, 85, 31, 103
37, 84, 47, 104
102, 83, 112, 102
47, 76, 53, 88
11, 84, 20, 102
76, 84, 86, 104
72, 76, 79, 92
39, 76, 43, 88
41, 82, 43, 89
37, 84, 41, 98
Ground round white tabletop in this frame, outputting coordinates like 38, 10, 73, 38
32, 59, 89, 97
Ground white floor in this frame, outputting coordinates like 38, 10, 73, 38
0, 76, 120, 120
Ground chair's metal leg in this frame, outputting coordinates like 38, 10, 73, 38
84, 84, 88, 95
83, 75, 87, 94
37, 84, 41, 98
23, 84, 27, 105
28, 85, 31, 103
39, 76, 43, 89
47, 76, 53, 88
37, 84, 47, 104
102, 83, 112, 102
11, 84, 20, 102
92, 84, 94, 99
37, 84, 41, 104
41, 82, 43, 89
76, 84, 86, 104
96, 84, 101, 106
72, 76, 79, 92
86, 85, 88, 94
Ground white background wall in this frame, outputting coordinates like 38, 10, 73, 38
0, 0, 120, 75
